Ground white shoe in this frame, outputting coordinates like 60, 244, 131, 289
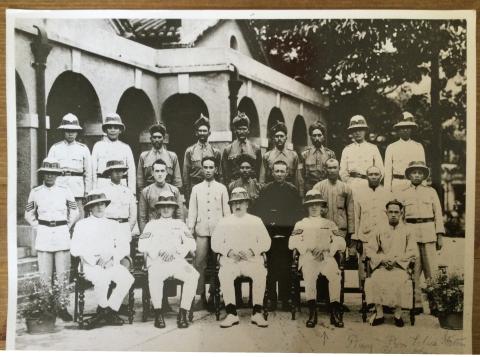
251, 313, 268, 327
220, 313, 240, 328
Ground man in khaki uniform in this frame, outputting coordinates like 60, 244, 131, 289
183, 114, 222, 203
299, 121, 336, 197
260, 122, 301, 190
398, 161, 444, 310
137, 124, 182, 193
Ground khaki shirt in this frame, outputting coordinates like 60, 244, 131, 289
103, 181, 137, 230
300, 146, 336, 196
221, 139, 262, 184
137, 147, 182, 191
399, 184, 445, 243
260, 147, 300, 189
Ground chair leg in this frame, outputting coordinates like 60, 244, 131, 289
291, 272, 298, 320
73, 279, 79, 322
361, 278, 367, 323
410, 278, 416, 325
78, 284, 85, 329
188, 297, 194, 322
214, 275, 221, 321
263, 283, 269, 321
128, 285, 134, 324
142, 283, 150, 322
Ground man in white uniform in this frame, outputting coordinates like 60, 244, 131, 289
212, 188, 271, 328
339, 115, 384, 198
138, 192, 198, 329
25, 158, 79, 322
384, 112, 426, 193
92, 113, 135, 191
289, 190, 345, 328
47, 113, 91, 221
71, 191, 134, 329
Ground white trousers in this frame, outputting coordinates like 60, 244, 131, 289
83, 264, 134, 311
365, 267, 413, 309
301, 256, 341, 302
148, 259, 199, 310
218, 260, 267, 306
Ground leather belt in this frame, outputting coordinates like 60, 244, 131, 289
38, 220, 68, 227
393, 174, 405, 179
406, 217, 435, 224
349, 172, 367, 179
63, 171, 83, 177
108, 218, 129, 223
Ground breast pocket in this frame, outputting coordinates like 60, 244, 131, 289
69, 157, 84, 170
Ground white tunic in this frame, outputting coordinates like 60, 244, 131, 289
339, 141, 384, 183
384, 139, 425, 192
91, 137, 136, 191
25, 184, 79, 251
47, 140, 92, 197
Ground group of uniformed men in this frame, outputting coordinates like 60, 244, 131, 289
25, 108, 444, 331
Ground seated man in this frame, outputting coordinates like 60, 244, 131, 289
212, 188, 271, 328
289, 189, 345, 328
138, 192, 199, 329
71, 191, 134, 329
364, 199, 417, 327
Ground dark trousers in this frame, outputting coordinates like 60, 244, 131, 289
266, 237, 292, 303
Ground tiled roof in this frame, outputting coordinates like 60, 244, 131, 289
110, 19, 182, 48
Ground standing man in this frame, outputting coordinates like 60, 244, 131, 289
313, 159, 355, 257
25, 158, 79, 321
47, 113, 92, 221
138, 159, 183, 232
138, 192, 198, 329
254, 160, 303, 311
137, 123, 182, 194
71, 191, 134, 329
228, 154, 262, 210
188, 156, 230, 309
399, 161, 444, 311
92, 113, 136, 191
384, 112, 426, 193
183, 114, 222, 203
354, 166, 391, 285
212, 187, 271, 328
260, 122, 301, 190
339, 115, 384, 198
221, 112, 262, 185
299, 121, 336, 197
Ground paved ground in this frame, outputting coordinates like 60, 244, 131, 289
14, 237, 467, 352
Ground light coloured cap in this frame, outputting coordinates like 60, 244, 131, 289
57, 113, 82, 131
37, 158, 63, 175
228, 187, 250, 204
84, 191, 111, 209
103, 160, 128, 175
154, 192, 178, 207
303, 189, 327, 206
405, 160, 430, 179
393, 111, 418, 129
102, 113, 125, 132
347, 115, 368, 130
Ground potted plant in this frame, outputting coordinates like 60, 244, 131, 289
19, 275, 71, 334
423, 268, 464, 330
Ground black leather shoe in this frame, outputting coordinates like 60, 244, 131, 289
330, 302, 344, 328
154, 309, 166, 329
371, 317, 385, 326
58, 308, 73, 322
394, 317, 404, 327
177, 308, 189, 329
306, 301, 317, 328
83, 313, 106, 330
105, 307, 124, 326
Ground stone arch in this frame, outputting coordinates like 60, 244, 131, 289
237, 96, 260, 145
116, 87, 157, 165
46, 71, 102, 151
161, 93, 209, 168
292, 115, 308, 155
266, 107, 285, 149
16, 71, 31, 220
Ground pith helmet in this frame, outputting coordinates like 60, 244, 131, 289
58, 113, 82, 131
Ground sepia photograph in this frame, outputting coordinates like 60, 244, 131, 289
6, 9, 476, 352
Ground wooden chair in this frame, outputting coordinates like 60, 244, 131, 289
73, 257, 135, 329
363, 257, 416, 326
213, 253, 269, 321
290, 250, 348, 320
